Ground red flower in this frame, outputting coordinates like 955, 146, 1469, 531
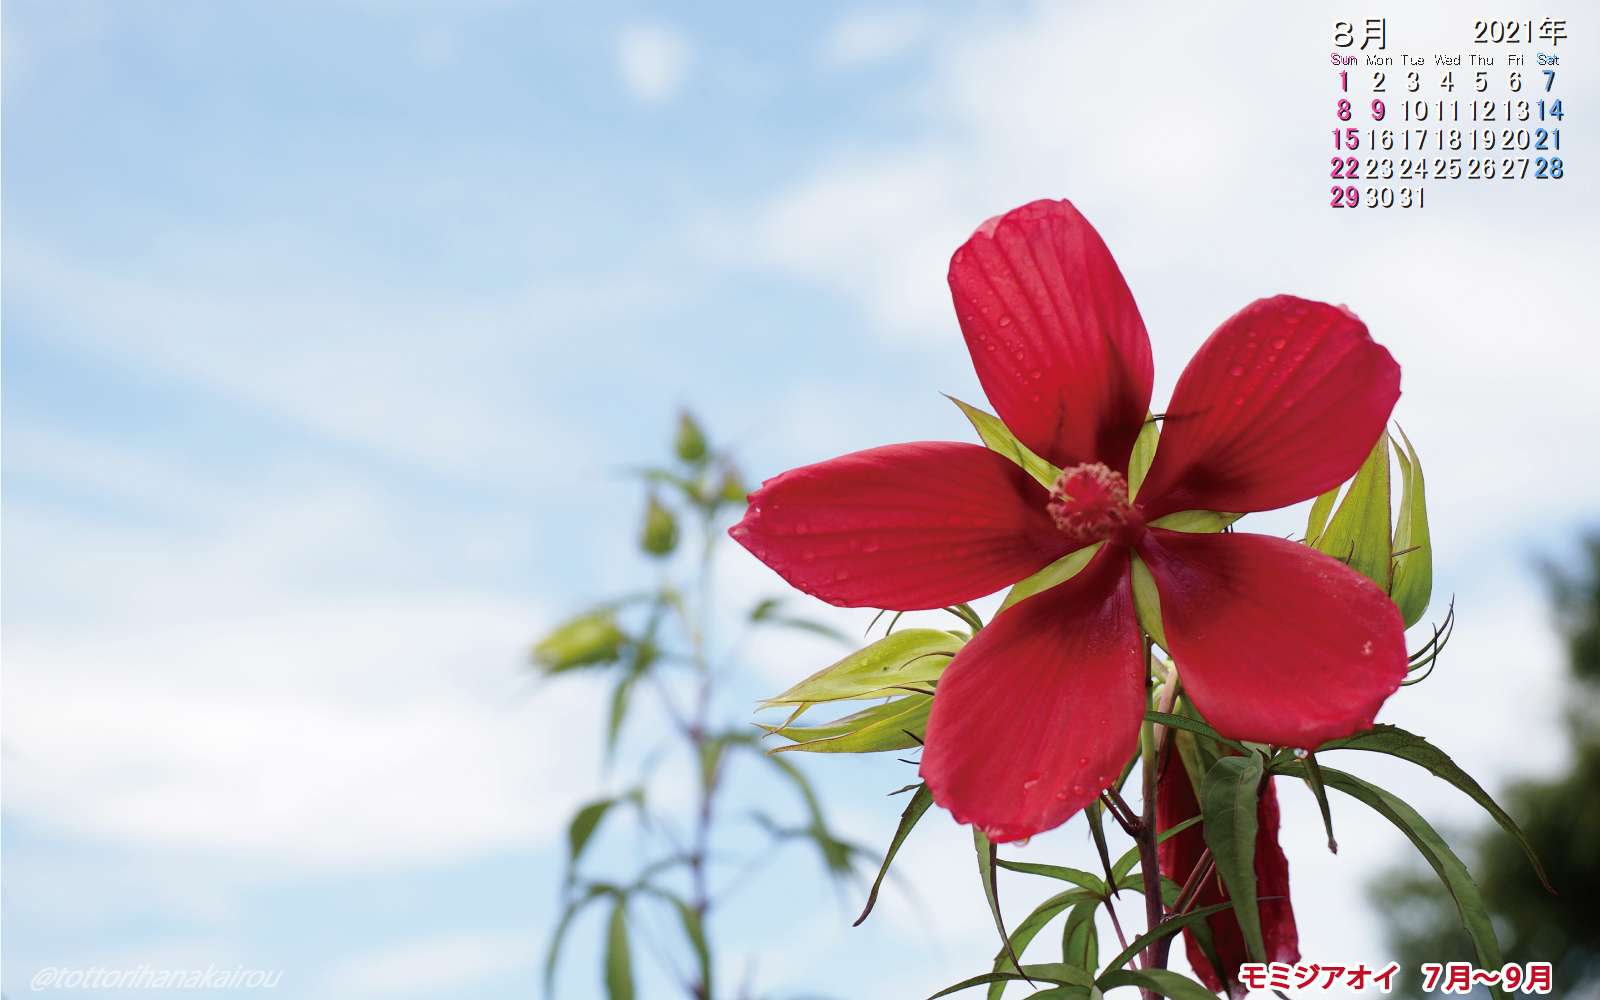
1156, 762, 1299, 998
731, 199, 1407, 841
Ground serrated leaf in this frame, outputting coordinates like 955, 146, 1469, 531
604, 900, 634, 1000
1288, 763, 1506, 999
1147, 510, 1242, 534
947, 395, 1060, 488
1313, 724, 1551, 890
763, 629, 963, 706
1390, 429, 1434, 627
1311, 436, 1392, 589
1097, 968, 1221, 1000
766, 695, 932, 753
986, 890, 1095, 1000
1200, 754, 1266, 962
1000, 543, 1103, 614
856, 784, 935, 925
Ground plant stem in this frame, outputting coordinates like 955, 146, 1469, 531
684, 508, 719, 1000
1136, 636, 1164, 994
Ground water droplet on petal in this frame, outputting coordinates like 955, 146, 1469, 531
1229, 364, 1245, 377
1271, 336, 1289, 350
998, 315, 1012, 328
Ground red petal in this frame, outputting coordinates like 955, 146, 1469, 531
1157, 766, 1299, 997
949, 199, 1153, 472
1135, 296, 1399, 520
1138, 529, 1406, 748
729, 442, 1070, 611
919, 548, 1145, 842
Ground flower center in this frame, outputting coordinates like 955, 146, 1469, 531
1047, 463, 1142, 546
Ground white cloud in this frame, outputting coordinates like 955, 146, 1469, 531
322, 929, 534, 996
617, 22, 691, 105
2, 437, 605, 869
821, 9, 931, 68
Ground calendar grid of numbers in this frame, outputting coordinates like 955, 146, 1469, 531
1329, 16, 1568, 208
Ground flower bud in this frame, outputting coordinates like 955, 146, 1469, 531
533, 611, 626, 673
641, 495, 679, 557
674, 411, 708, 463
719, 466, 747, 504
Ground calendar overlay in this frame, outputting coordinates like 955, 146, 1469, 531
1329, 17, 1568, 208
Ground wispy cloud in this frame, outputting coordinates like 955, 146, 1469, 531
617, 22, 692, 105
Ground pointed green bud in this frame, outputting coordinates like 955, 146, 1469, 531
674, 410, 708, 463
718, 466, 747, 504
641, 494, 678, 557
533, 611, 626, 673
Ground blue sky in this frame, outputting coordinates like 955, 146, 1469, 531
4, 2, 1596, 998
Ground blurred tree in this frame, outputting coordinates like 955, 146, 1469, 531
536, 411, 864, 1000
1374, 534, 1600, 996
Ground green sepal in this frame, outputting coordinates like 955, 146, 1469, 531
1129, 554, 1168, 651
947, 394, 1060, 488
1390, 428, 1434, 627
1000, 544, 1103, 614
764, 695, 931, 753
762, 629, 962, 706
1309, 435, 1392, 589
1148, 510, 1242, 533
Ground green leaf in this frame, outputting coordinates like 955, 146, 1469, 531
929, 964, 1096, 999
1097, 968, 1220, 1000
1144, 710, 1249, 754
749, 597, 852, 643
1310, 435, 1392, 589
856, 784, 935, 925
1061, 900, 1098, 972
667, 896, 711, 999
568, 798, 620, 878
1127, 415, 1159, 498
758, 749, 861, 879
986, 890, 1096, 1000
1299, 751, 1339, 853
947, 395, 1060, 488
1000, 544, 1103, 614
1147, 510, 1242, 534
604, 900, 634, 1000
1200, 754, 1266, 962
1129, 555, 1168, 651
544, 886, 608, 998
992, 859, 1106, 896
974, 829, 1020, 973
766, 695, 932, 753
1110, 815, 1202, 884
1312, 724, 1552, 891
763, 629, 964, 706
1098, 901, 1234, 976
1287, 763, 1506, 998
1390, 428, 1434, 627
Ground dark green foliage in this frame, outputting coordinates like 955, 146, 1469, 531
1373, 532, 1600, 996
